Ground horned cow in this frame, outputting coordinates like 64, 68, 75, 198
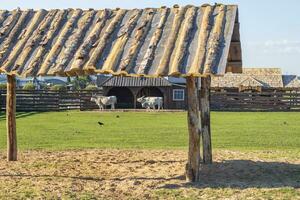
91, 95, 117, 110
137, 96, 163, 110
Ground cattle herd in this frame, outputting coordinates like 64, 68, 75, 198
90, 94, 163, 110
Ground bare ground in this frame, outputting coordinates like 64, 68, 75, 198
0, 150, 299, 199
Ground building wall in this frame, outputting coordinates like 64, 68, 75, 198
102, 86, 187, 109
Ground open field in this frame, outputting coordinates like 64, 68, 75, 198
0, 111, 300, 150
0, 111, 299, 199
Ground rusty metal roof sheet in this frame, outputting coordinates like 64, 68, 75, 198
0, 4, 240, 77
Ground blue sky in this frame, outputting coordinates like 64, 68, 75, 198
2, 0, 300, 75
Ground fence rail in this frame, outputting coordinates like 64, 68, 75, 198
210, 90, 300, 111
0, 90, 103, 111
0, 89, 300, 111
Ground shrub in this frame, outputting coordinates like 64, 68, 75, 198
71, 75, 93, 90
50, 84, 67, 91
84, 84, 98, 90
23, 82, 35, 90
40, 83, 50, 90
0, 83, 6, 90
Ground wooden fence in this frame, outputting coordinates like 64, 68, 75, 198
210, 90, 300, 111
0, 90, 103, 111
0, 89, 300, 111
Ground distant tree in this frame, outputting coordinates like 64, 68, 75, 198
84, 84, 98, 90
23, 82, 35, 90
50, 84, 67, 91
0, 83, 6, 90
40, 82, 50, 90
71, 76, 93, 90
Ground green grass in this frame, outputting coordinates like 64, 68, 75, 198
0, 111, 299, 150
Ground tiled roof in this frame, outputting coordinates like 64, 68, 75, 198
211, 68, 285, 88
282, 75, 300, 88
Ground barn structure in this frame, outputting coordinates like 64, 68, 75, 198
97, 75, 187, 109
0, 4, 242, 182
96, 68, 300, 110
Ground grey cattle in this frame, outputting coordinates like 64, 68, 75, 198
91, 95, 117, 110
137, 96, 163, 110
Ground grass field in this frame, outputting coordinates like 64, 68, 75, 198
0, 111, 300, 150
0, 111, 299, 199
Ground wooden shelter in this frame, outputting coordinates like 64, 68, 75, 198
97, 76, 187, 109
0, 4, 242, 182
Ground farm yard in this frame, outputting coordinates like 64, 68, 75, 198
0, 111, 299, 199
0, 0, 299, 199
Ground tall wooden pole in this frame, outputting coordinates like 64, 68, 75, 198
200, 76, 212, 164
6, 75, 17, 161
185, 76, 201, 182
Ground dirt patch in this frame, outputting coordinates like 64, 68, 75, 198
0, 150, 299, 199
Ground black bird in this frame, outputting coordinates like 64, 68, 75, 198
116, 115, 120, 118
98, 122, 104, 126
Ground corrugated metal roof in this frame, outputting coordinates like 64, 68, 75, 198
0, 4, 240, 77
100, 76, 172, 87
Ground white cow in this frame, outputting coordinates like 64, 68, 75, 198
91, 95, 117, 110
137, 96, 163, 110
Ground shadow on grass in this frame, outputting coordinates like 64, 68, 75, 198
0, 112, 38, 121
160, 160, 300, 189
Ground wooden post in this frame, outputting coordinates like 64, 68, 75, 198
200, 76, 212, 164
6, 75, 17, 161
185, 76, 201, 182
130, 88, 138, 109
133, 94, 137, 109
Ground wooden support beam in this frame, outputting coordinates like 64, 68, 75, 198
133, 94, 137, 109
129, 88, 139, 109
185, 76, 201, 182
200, 76, 212, 164
6, 75, 17, 161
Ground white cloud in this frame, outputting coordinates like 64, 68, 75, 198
245, 40, 300, 54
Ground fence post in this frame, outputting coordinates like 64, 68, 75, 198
79, 90, 83, 111
200, 76, 212, 164
6, 75, 17, 161
0, 90, 4, 111
185, 76, 201, 182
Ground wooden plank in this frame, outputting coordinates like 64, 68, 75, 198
185, 76, 201, 182
38, 9, 82, 76
200, 76, 212, 164
86, 9, 127, 70
169, 7, 197, 76
155, 6, 187, 76
6, 75, 17, 161
188, 6, 213, 75
138, 7, 169, 74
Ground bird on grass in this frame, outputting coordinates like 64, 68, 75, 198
98, 121, 104, 126
116, 115, 120, 118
